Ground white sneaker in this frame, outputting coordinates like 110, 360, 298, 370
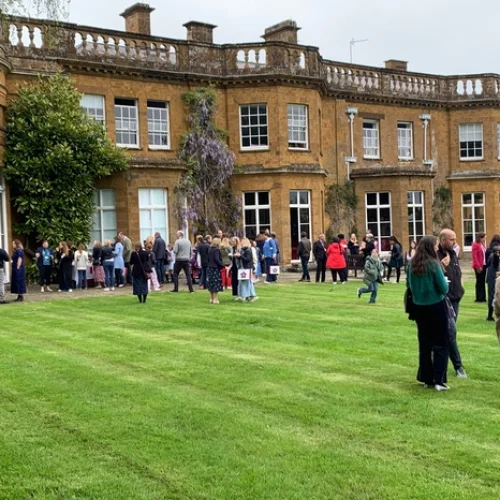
40, 288, 45, 293
104, 288, 110, 292
111, 287, 115, 291
47, 287, 53, 292
250, 296, 259, 302
68, 289, 73, 293
435, 384, 450, 392
118, 284, 125, 288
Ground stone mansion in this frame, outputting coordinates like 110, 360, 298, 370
0, 3, 498, 263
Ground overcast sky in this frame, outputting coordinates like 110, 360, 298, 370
64, 0, 497, 75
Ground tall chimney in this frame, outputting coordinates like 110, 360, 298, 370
262, 20, 301, 44
385, 59, 408, 72
183, 21, 217, 44
120, 3, 155, 36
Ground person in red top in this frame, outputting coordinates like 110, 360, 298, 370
471, 231, 487, 303
326, 237, 347, 284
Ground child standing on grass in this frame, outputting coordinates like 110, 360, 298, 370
166, 243, 175, 283
357, 248, 384, 304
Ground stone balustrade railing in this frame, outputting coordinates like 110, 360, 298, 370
3, 16, 500, 104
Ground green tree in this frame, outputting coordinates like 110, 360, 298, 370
4, 73, 128, 247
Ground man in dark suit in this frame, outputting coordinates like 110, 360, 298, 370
153, 232, 167, 284
313, 233, 327, 283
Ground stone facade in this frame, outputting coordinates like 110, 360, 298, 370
1, 3, 500, 262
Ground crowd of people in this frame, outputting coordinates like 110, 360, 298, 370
0, 229, 286, 305
1, 226, 498, 394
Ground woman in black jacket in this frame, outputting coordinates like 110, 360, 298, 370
386, 236, 404, 283
231, 237, 240, 297
206, 238, 224, 304
485, 234, 500, 321
57, 241, 74, 292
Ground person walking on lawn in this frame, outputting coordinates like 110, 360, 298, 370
197, 235, 211, 290
297, 232, 312, 282
437, 229, 467, 379
386, 236, 404, 284
357, 247, 383, 304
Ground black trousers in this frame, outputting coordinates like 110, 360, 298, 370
415, 300, 449, 386
387, 265, 401, 283
232, 264, 239, 296
315, 258, 326, 283
448, 299, 463, 371
474, 267, 487, 302
39, 265, 52, 286
173, 260, 194, 292
330, 269, 347, 283
125, 262, 132, 284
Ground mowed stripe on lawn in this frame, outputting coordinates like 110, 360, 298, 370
1, 281, 499, 499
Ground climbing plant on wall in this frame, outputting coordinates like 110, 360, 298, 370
325, 181, 358, 238
175, 87, 240, 235
432, 186, 454, 234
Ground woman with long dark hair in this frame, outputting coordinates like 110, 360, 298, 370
386, 236, 403, 284
407, 235, 450, 391
57, 241, 74, 293
485, 234, 500, 321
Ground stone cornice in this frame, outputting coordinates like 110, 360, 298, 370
128, 157, 187, 170
447, 170, 500, 180
234, 164, 328, 176
350, 165, 436, 179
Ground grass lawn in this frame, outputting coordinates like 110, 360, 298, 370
1, 279, 500, 499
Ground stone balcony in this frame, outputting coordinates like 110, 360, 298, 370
3, 15, 500, 106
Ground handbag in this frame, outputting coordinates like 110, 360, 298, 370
404, 287, 416, 321
238, 268, 252, 280
269, 265, 280, 275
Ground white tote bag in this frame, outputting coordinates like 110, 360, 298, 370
237, 269, 252, 281
269, 266, 280, 275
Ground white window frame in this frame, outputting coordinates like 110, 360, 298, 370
407, 191, 425, 245
92, 189, 117, 246
459, 123, 483, 161
398, 122, 413, 160
462, 192, 485, 250
147, 100, 170, 150
115, 98, 139, 148
81, 94, 105, 125
365, 192, 392, 251
290, 189, 312, 240
243, 191, 272, 238
239, 104, 269, 151
288, 104, 309, 150
0, 173, 9, 282
138, 188, 169, 244
363, 119, 380, 159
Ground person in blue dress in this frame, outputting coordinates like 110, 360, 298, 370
11, 239, 27, 302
